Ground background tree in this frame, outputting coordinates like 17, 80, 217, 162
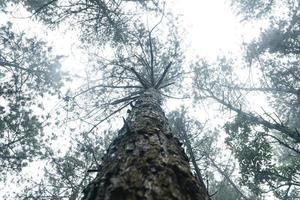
0, 22, 63, 180
1, 0, 164, 45
13, 129, 115, 200
168, 107, 253, 200
192, 45, 300, 198
229, 0, 300, 198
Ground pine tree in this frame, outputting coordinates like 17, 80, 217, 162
77, 24, 210, 200
82, 85, 210, 200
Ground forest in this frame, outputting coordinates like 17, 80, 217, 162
0, 0, 299, 199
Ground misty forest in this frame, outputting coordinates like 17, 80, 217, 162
0, 0, 299, 199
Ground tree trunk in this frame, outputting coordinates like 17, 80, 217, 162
179, 128, 208, 193
82, 88, 210, 200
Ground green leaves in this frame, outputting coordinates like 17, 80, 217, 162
225, 114, 300, 197
225, 115, 274, 195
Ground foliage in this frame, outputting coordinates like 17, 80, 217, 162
0, 22, 63, 179
225, 115, 274, 196
193, 53, 300, 198
231, 0, 275, 19
225, 114, 300, 198
14, 129, 116, 200
1, 0, 164, 45
192, 0, 300, 195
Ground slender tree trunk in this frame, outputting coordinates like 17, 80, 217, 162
180, 130, 209, 194
82, 88, 210, 200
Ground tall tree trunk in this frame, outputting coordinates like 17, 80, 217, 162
82, 88, 210, 200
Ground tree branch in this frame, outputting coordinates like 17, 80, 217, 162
158, 81, 175, 89
155, 61, 172, 88
224, 85, 299, 96
31, 0, 58, 17
88, 102, 131, 134
73, 84, 142, 99
149, 32, 154, 85
0, 60, 44, 74
110, 95, 139, 105
207, 156, 251, 200
210, 94, 300, 143
130, 67, 149, 88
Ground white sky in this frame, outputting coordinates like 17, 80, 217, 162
169, 0, 261, 59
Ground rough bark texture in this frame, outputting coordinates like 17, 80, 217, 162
82, 88, 210, 200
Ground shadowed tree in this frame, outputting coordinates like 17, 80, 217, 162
168, 107, 209, 193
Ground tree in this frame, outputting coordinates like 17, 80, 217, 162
192, 53, 300, 198
229, 1, 300, 198
0, 22, 63, 179
82, 90, 209, 199
168, 107, 210, 192
70, 20, 210, 198
168, 107, 252, 200
232, 0, 300, 129
2, 1, 209, 199
14, 129, 115, 200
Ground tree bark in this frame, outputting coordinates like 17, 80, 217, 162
82, 88, 210, 200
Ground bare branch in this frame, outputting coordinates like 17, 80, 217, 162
155, 61, 172, 88
160, 92, 188, 99
158, 81, 175, 89
130, 67, 149, 88
73, 84, 142, 99
149, 32, 154, 85
148, 3, 165, 34
210, 93, 300, 143
224, 85, 300, 96
134, 35, 151, 69
265, 133, 300, 154
207, 156, 251, 200
146, 10, 165, 86
110, 95, 139, 105
88, 101, 131, 134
